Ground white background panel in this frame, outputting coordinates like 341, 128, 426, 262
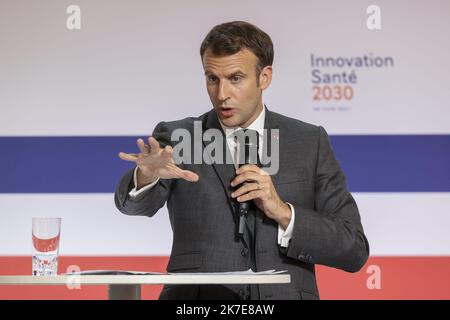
354, 192, 450, 256
1, 192, 449, 256
1, 0, 450, 135
0, 194, 173, 255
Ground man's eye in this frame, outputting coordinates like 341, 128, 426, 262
207, 76, 218, 83
230, 76, 242, 83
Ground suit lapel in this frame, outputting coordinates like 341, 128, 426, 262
262, 107, 282, 185
202, 109, 238, 219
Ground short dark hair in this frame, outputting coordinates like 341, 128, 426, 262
200, 21, 274, 75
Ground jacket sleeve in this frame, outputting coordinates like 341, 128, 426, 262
283, 126, 370, 273
114, 121, 174, 217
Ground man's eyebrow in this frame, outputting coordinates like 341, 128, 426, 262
227, 71, 246, 77
204, 70, 246, 76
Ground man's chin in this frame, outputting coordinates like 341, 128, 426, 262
219, 116, 240, 127
215, 111, 239, 127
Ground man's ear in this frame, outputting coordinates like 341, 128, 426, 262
258, 65, 273, 90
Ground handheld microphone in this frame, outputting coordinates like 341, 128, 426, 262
235, 130, 260, 236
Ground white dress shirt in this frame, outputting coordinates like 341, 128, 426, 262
129, 106, 295, 248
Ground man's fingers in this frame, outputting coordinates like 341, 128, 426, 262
231, 171, 261, 187
148, 137, 161, 153
118, 152, 138, 162
164, 162, 198, 182
236, 164, 262, 174
161, 145, 173, 160
136, 138, 150, 154
236, 190, 263, 203
231, 182, 261, 198
168, 163, 198, 182
180, 170, 199, 182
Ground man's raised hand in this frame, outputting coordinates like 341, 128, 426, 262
118, 137, 199, 188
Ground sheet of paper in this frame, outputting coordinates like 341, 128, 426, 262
62, 270, 167, 275
168, 269, 288, 275
62, 269, 287, 276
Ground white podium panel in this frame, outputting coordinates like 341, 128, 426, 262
0, 274, 291, 300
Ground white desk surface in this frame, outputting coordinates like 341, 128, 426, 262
0, 274, 291, 285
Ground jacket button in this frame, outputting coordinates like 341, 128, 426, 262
244, 286, 251, 300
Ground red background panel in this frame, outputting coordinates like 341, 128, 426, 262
0, 256, 449, 300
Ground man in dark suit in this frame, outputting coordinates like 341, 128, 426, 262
115, 21, 369, 300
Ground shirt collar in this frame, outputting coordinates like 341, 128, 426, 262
219, 105, 266, 139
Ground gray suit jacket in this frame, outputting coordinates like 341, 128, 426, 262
114, 107, 369, 300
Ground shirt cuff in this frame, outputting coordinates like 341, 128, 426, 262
128, 167, 160, 198
277, 202, 295, 248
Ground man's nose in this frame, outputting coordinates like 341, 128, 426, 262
217, 81, 230, 101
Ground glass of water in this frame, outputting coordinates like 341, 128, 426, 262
32, 217, 61, 276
